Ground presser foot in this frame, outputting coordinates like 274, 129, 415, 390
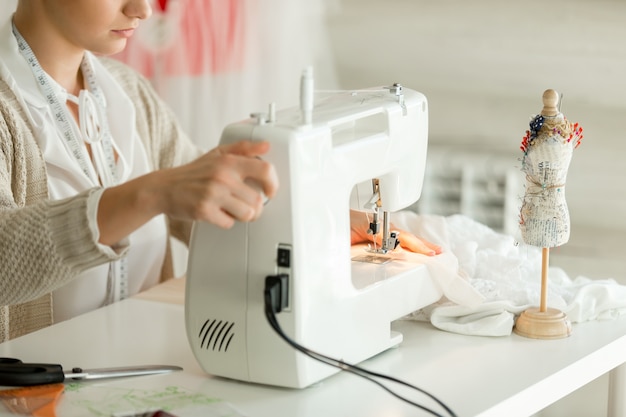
351, 253, 392, 265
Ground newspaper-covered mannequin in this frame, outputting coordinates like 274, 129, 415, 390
514, 89, 583, 339
519, 89, 583, 248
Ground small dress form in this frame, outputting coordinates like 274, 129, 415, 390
514, 89, 583, 339
519, 89, 583, 248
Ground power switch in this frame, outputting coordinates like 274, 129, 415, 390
277, 246, 291, 268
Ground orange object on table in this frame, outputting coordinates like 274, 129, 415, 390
0, 383, 64, 417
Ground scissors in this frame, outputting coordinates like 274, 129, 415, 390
0, 357, 182, 387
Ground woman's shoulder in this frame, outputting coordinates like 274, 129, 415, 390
0, 77, 18, 109
0, 77, 29, 131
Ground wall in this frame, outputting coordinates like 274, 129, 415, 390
325, 0, 626, 235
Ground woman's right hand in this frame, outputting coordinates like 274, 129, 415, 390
154, 140, 278, 227
97, 140, 278, 246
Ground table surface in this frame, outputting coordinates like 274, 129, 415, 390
2, 278, 626, 417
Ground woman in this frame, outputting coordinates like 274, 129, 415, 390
0, 0, 439, 342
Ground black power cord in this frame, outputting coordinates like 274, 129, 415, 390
264, 276, 458, 417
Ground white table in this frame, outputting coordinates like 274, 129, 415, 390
2, 279, 626, 417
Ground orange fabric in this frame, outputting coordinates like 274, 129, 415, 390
0, 384, 64, 417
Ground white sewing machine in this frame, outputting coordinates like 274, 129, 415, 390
185, 69, 441, 388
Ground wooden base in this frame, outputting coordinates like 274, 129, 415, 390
514, 307, 572, 340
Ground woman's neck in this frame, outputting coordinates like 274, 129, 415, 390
12, 7, 85, 95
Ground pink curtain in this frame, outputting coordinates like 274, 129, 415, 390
115, 0, 337, 150
115, 0, 246, 77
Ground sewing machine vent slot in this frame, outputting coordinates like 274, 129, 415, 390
198, 319, 235, 352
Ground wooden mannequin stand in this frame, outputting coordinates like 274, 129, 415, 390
514, 247, 572, 339
513, 89, 582, 340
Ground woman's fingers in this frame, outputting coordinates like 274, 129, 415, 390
398, 231, 442, 256
349, 210, 442, 256
157, 140, 278, 228
213, 140, 279, 199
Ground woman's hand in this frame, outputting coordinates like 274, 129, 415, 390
152, 140, 278, 227
97, 140, 278, 246
349, 209, 441, 256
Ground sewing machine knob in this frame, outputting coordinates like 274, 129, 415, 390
385, 83, 403, 95
250, 112, 268, 125
267, 102, 276, 123
384, 83, 406, 115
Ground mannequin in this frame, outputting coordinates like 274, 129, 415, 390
519, 89, 583, 247
514, 89, 583, 339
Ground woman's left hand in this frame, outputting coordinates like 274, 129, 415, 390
349, 210, 442, 256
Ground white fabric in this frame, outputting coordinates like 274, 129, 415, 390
391, 211, 626, 336
0, 20, 167, 322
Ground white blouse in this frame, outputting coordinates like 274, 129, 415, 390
0, 20, 167, 322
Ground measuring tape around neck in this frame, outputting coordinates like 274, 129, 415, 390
12, 23, 118, 187
12, 23, 129, 302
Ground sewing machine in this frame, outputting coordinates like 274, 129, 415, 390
185, 69, 441, 388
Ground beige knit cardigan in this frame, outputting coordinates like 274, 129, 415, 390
0, 57, 201, 342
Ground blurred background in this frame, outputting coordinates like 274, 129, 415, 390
329, 5, 626, 414
106, 0, 626, 285
325, 0, 626, 287
2, 1, 624, 415
120, 2, 625, 415
120, 2, 626, 414
3, 0, 623, 280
